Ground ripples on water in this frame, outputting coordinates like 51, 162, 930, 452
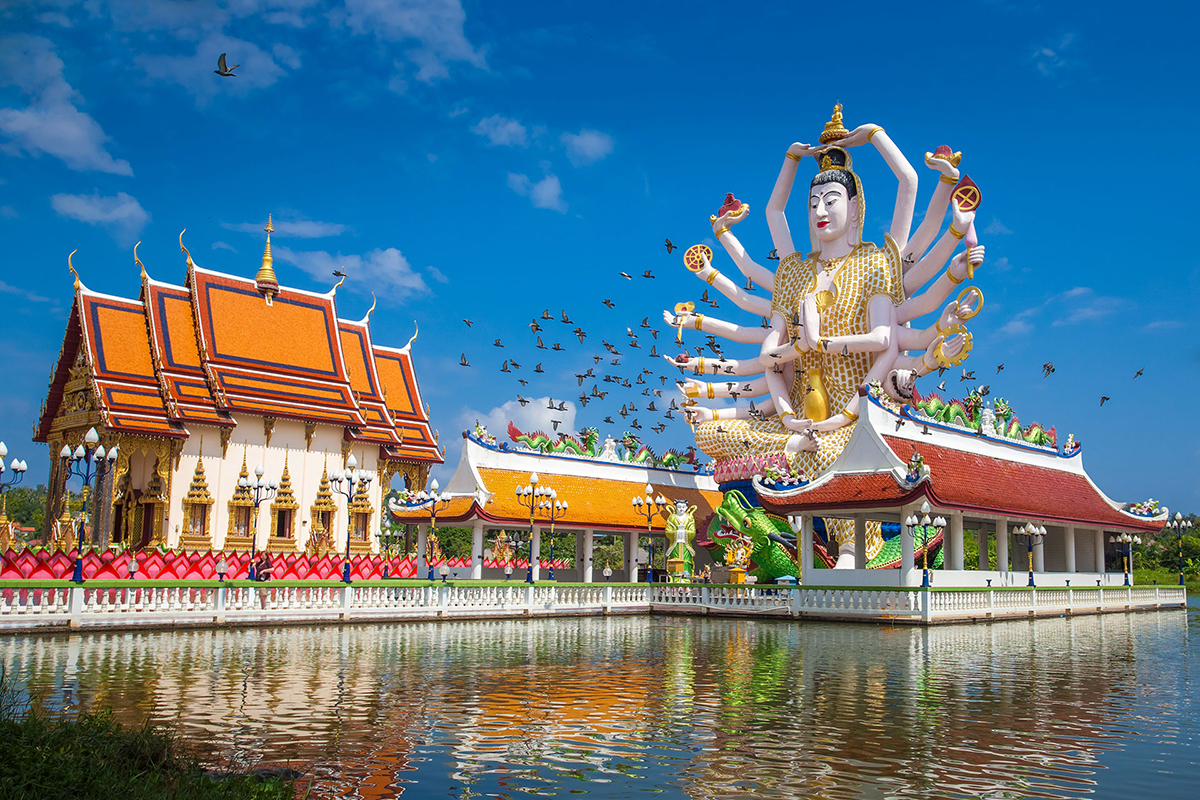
2, 602, 1196, 799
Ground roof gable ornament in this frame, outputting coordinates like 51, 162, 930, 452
255, 214, 279, 302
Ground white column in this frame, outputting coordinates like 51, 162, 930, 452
853, 515, 867, 570
800, 514, 814, 585
996, 519, 1009, 573
471, 519, 484, 580
1094, 529, 1105, 573
1064, 525, 1076, 574
530, 525, 542, 581
1033, 535, 1045, 573
416, 523, 429, 580
976, 526, 989, 570
583, 529, 594, 583
625, 530, 637, 581
949, 512, 964, 571
900, 511, 915, 586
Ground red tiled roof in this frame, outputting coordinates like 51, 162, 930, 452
761, 436, 1160, 533
143, 279, 232, 427
373, 345, 441, 463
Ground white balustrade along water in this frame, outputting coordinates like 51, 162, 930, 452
0, 583, 1185, 631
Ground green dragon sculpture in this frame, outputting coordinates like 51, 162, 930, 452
659, 446, 700, 470
992, 398, 1057, 447
910, 390, 983, 430
703, 491, 799, 582
507, 422, 600, 456
619, 432, 659, 467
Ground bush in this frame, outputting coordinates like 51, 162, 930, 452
0, 676, 299, 800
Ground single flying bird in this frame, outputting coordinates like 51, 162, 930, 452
493, 339, 504, 347
552, 343, 565, 351
214, 52, 239, 77
642, 270, 655, 279
603, 298, 615, 309
1134, 368, 1144, 379
517, 395, 530, 407
1042, 362, 1055, 378
960, 368, 975, 381
529, 320, 542, 333
535, 363, 545, 373
996, 363, 1004, 374
619, 271, 632, 280
501, 361, 511, 373
463, 319, 473, 327
767, 249, 780, 261
541, 309, 554, 320
459, 354, 470, 367
561, 310, 573, 324
1100, 396, 1110, 407
552, 419, 563, 431
665, 238, 677, 254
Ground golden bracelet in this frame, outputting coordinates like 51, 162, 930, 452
948, 223, 966, 240
939, 174, 958, 185
779, 411, 796, 420
714, 226, 730, 238
707, 383, 715, 399
946, 268, 964, 285
844, 409, 859, 422
693, 356, 705, 375
785, 152, 801, 162
705, 269, 720, 285
868, 126, 884, 142
793, 338, 804, 354
711, 409, 720, 421
694, 314, 704, 330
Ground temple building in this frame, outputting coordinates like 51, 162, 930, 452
33, 220, 443, 553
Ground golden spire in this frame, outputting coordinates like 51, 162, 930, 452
820, 102, 849, 144
68, 249, 80, 290
179, 229, 195, 271
135, 241, 147, 281
255, 214, 279, 297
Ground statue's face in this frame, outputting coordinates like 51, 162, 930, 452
810, 182, 858, 244
675, 500, 688, 514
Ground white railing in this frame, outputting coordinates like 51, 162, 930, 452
0, 582, 1185, 631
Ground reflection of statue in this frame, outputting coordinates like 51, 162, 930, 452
663, 105, 988, 561
491, 530, 513, 563
664, 500, 696, 580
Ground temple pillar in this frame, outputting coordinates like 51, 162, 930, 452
625, 530, 637, 581
1064, 525, 1076, 574
900, 509, 915, 586
976, 526, 989, 570
949, 512, 964, 571
416, 523, 428, 580
582, 529, 594, 583
853, 515, 866, 570
996, 518, 1009, 573
471, 519, 484, 580
1033, 535, 1045, 573
530, 525, 542, 581
1094, 529, 1105, 573
800, 514, 814, 585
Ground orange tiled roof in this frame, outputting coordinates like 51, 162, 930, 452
373, 344, 441, 463
339, 318, 401, 447
391, 468, 721, 530
143, 278, 232, 427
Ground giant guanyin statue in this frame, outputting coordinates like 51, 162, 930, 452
664, 105, 985, 562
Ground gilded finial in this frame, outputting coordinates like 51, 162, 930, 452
255, 214, 279, 297
67, 249, 80, 290
135, 241, 147, 280
331, 274, 345, 293
819, 102, 849, 144
403, 321, 419, 350
179, 229, 195, 270
364, 292, 377, 321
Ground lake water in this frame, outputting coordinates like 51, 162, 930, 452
3, 602, 1197, 799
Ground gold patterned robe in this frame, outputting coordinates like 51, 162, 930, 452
695, 236, 904, 556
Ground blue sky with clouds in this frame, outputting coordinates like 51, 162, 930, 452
2, 0, 1198, 512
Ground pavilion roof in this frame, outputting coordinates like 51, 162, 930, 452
757, 393, 1164, 533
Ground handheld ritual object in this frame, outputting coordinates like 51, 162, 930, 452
674, 301, 695, 345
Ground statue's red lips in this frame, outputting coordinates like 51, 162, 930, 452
817, 221, 829, 228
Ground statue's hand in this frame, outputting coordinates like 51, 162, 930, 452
683, 405, 713, 425
951, 197, 976, 234
921, 338, 945, 374
957, 286, 982, 318
785, 429, 820, 453
924, 152, 960, 181
836, 124, 877, 148
787, 142, 817, 159
782, 414, 813, 434
966, 245, 984, 270
712, 206, 750, 234
663, 309, 691, 328
941, 331, 967, 361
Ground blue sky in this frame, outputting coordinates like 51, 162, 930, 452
2, 0, 1198, 513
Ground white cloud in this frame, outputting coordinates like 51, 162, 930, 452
137, 33, 289, 103
471, 114, 527, 147
561, 128, 613, 167
35, 12, 73, 27
211, 240, 236, 251
426, 265, 449, 284
447, 106, 468, 118
1144, 320, 1183, 332
1032, 31, 1079, 77
0, 205, 17, 219
507, 172, 565, 213
341, 0, 486, 82
0, 279, 54, 304
50, 190, 150, 245
274, 245, 429, 299
990, 256, 1013, 272
222, 217, 345, 237
999, 318, 1033, 336
983, 216, 1012, 235
271, 43, 302, 69
461, 397, 578, 444
0, 35, 132, 175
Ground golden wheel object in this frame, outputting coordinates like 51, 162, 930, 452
683, 244, 712, 273
955, 286, 984, 320
934, 324, 973, 368
951, 176, 981, 212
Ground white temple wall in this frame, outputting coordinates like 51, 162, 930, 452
1075, 529, 1097, 575
1042, 527, 1067, 573
163, 415, 382, 552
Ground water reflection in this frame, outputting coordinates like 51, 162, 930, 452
2, 607, 1194, 799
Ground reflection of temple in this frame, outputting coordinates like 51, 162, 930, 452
759, 392, 1163, 587
34, 225, 442, 553
389, 429, 722, 581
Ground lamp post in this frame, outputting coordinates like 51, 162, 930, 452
0, 441, 29, 539
329, 453, 373, 583
1109, 532, 1142, 587
1167, 512, 1191, 586
240, 463, 278, 582
515, 472, 547, 584
538, 491, 567, 581
603, 565, 612, 582
903, 501, 945, 588
632, 484, 669, 584
414, 478, 451, 581
216, 556, 228, 582
1013, 523, 1047, 588
60, 428, 117, 584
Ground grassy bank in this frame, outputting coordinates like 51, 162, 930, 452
1132, 566, 1199, 594
0, 679, 301, 800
